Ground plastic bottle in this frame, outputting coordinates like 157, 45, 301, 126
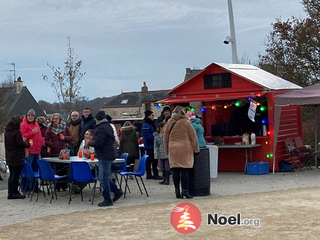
251, 132, 256, 145
262, 125, 267, 136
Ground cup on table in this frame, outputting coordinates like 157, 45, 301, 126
78, 151, 82, 158
63, 153, 67, 160
90, 154, 94, 161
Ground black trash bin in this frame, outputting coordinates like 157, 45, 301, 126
189, 147, 210, 196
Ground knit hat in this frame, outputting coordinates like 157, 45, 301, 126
27, 109, 36, 117
163, 106, 171, 112
144, 110, 153, 117
95, 111, 106, 121
105, 114, 112, 122
186, 111, 196, 120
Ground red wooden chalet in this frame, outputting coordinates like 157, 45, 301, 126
159, 63, 302, 172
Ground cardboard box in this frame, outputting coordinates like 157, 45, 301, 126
246, 162, 269, 175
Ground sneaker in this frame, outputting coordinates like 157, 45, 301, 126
113, 191, 123, 203
98, 201, 113, 207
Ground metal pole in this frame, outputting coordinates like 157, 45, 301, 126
315, 106, 318, 168
13, 63, 15, 81
227, 0, 238, 63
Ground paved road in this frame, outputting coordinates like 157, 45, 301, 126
0, 172, 8, 191
2, 169, 320, 228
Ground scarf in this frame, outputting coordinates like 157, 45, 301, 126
51, 122, 67, 135
69, 118, 81, 126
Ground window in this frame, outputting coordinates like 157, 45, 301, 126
204, 73, 231, 89
145, 103, 151, 111
121, 99, 128, 104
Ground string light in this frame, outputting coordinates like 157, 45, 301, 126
201, 108, 206, 112
211, 105, 216, 110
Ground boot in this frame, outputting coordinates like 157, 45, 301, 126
181, 169, 192, 198
181, 190, 193, 199
158, 170, 167, 184
163, 171, 170, 185
175, 189, 181, 199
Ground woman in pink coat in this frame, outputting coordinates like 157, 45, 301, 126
20, 109, 44, 193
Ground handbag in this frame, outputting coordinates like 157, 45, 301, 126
58, 143, 70, 159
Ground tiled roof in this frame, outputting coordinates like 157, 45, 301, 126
0, 86, 46, 120
103, 90, 169, 107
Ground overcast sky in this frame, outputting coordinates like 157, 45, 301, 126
0, 0, 306, 103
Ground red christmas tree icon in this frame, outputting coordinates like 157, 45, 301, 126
177, 205, 196, 231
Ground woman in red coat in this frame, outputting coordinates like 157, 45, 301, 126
5, 116, 31, 199
45, 113, 72, 191
20, 109, 44, 193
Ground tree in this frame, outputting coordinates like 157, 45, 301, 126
258, 0, 320, 87
43, 36, 86, 115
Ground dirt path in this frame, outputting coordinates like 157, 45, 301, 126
1, 187, 319, 239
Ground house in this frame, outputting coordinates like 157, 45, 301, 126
101, 82, 169, 131
159, 63, 302, 172
0, 77, 46, 157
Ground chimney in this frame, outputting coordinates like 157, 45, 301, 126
14, 77, 23, 94
184, 68, 192, 82
141, 82, 148, 96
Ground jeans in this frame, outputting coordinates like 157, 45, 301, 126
98, 160, 122, 203
20, 154, 39, 193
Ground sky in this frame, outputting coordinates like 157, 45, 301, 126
0, 0, 306, 103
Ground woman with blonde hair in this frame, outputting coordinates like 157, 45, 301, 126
45, 113, 72, 191
164, 106, 199, 199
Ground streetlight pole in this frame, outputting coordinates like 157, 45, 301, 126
6, 62, 16, 81
226, 0, 238, 64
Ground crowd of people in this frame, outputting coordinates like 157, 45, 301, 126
4, 105, 206, 205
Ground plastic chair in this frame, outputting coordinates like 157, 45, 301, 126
69, 161, 98, 205
114, 153, 129, 189
120, 155, 149, 198
21, 160, 40, 201
37, 160, 68, 203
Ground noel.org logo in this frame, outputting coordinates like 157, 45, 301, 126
170, 203, 201, 234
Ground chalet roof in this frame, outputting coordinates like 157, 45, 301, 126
216, 63, 301, 90
169, 63, 302, 94
0, 86, 46, 120
103, 90, 169, 107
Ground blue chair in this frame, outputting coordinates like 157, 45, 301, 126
21, 160, 40, 201
37, 160, 68, 203
69, 161, 98, 205
114, 153, 128, 189
120, 155, 149, 198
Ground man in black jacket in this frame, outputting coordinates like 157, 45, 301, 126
88, 111, 123, 207
79, 108, 96, 143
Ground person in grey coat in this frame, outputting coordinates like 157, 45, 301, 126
154, 122, 170, 185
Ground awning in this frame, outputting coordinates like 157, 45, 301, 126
157, 91, 266, 104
